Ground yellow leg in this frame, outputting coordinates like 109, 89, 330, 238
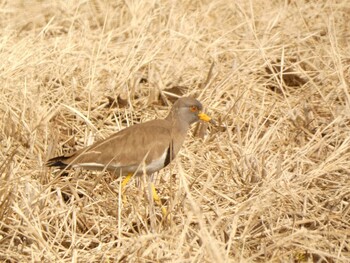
122, 174, 167, 217
121, 173, 133, 189
121, 173, 133, 202
151, 182, 167, 217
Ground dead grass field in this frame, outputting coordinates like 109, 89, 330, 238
0, 0, 349, 262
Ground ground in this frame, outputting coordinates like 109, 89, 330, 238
0, 0, 349, 262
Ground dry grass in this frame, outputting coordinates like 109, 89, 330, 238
0, 0, 350, 262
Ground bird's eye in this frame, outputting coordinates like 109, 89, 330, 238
190, 105, 198, 112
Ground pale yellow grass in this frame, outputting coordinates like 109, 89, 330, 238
0, 0, 349, 262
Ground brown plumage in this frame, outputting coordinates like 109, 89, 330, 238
47, 97, 211, 176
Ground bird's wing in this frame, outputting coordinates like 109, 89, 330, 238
64, 120, 173, 169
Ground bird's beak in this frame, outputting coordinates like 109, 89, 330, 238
198, 112, 212, 122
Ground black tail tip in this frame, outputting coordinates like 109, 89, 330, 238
46, 156, 68, 168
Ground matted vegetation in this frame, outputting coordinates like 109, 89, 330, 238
0, 0, 349, 262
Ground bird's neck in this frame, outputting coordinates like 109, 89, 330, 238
169, 118, 189, 156
165, 112, 190, 134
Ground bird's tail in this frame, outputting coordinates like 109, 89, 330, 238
46, 155, 69, 168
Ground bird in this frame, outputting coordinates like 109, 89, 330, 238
47, 97, 212, 216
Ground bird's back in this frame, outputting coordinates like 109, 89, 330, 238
47, 119, 183, 175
